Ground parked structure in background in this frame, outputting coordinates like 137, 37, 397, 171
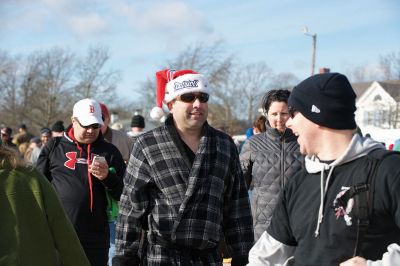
355, 80, 400, 129
350, 80, 400, 148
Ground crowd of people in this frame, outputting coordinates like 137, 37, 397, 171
1, 70, 400, 266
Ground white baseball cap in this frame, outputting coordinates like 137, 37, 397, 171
72, 98, 104, 126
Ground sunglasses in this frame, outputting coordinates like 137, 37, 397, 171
288, 107, 297, 118
75, 118, 101, 130
176, 92, 209, 103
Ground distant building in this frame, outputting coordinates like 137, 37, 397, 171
354, 80, 400, 129
350, 80, 400, 148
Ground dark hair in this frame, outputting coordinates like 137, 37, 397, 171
40, 127, 51, 135
253, 115, 267, 133
261, 89, 291, 113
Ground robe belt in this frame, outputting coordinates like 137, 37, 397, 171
148, 234, 218, 265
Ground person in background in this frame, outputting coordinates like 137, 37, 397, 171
245, 128, 254, 139
18, 142, 31, 161
99, 102, 133, 265
390, 137, 400, 151
248, 73, 400, 265
127, 114, 146, 137
40, 127, 52, 145
237, 116, 267, 160
113, 69, 253, 265
51, 120, 65, 137
111, 122, 124, 131
23, 137, 41, 166
100, 103, 134, 163
252, 115, 267, 135
36, 98, 126, 266
0, 145, 90, 266
30, 128, 52, 166
12, 123, 34, 147
1, 127, 18, 152
240, 89, 303, 242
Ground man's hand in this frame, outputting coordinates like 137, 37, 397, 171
340, 256, 367, 266
89, 157, 109, 180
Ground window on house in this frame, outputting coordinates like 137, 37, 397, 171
380, 110, 389, 128
373, 110, 390, 127
373, 111, 381, 126
373, 95, 382, 101
366, 111, 373, 126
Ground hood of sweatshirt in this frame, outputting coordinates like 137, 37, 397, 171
304, 133, 385, 237
305, 134, 385, 173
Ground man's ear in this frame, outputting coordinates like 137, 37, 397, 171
71, 116, 74, 124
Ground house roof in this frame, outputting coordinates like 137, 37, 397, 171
351, 80, 400, 99
351, 82, 371, 98
378, 80, 400, 100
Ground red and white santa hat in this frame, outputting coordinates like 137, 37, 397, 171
150, 69, 209, 120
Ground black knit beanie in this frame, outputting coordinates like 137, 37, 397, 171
51, 120, 65, 132
288, 73, 357, 129
131, 115, 145, 128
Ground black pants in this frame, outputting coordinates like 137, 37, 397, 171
84, 247, 109, 266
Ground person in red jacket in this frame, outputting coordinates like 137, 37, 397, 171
37, 98, 126, 266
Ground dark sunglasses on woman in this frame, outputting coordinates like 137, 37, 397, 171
176, 92, 209, 103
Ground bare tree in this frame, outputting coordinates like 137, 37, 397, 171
28, 48, 76, 127
0, 48, 76, 130
347, 65, 369, 82
0, 46, 121, 133
380, 51, 400, 80
0, 51, 20, 127
270, 72, 299, 90
232, 62, 274, 122
74, 45, 120, 103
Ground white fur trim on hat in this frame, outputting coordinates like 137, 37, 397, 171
164, 74, 209, 103
150, 106, 165, 121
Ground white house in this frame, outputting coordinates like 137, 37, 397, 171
353, 80, 400, 146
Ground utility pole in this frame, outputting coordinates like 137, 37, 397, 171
302, 26, 317, 76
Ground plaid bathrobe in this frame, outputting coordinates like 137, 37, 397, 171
114, 116, 253, 265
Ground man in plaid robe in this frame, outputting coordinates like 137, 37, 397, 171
113, 69, 254, 266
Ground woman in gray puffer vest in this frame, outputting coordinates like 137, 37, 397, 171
240, 89, 304, 242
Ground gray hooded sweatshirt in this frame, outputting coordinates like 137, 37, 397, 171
248, 134, 400, 266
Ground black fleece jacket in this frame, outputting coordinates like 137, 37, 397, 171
36, 127, 126, 248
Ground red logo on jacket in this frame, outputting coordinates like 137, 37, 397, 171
64, 152, 91, 169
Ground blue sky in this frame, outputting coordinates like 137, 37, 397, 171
1, 0, 399, 101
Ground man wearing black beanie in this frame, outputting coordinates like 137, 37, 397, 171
51, 120, 65, 137
127, 114, 145, 137
248, 73, 400, 265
